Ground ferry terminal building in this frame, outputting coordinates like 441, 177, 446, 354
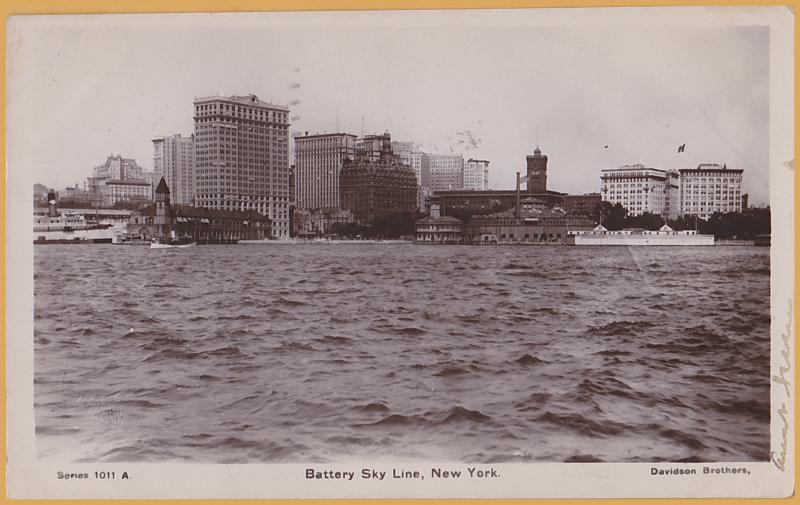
128, 178, 271, 243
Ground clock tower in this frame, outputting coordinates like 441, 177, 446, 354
525, 146, 548, 193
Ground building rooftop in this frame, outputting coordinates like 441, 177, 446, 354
432, 189, 567, 197
602, 164, 664, 172
194, 94, 288, 111
106, 179, 151, 186
416, 215, 463, 225
155, 177, 170, 194
679, 163, 743, 174
136, 204, 271, 222
477, 205, 568, 219
295, 132, 358, 140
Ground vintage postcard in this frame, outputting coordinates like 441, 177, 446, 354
5, 5, 795, 500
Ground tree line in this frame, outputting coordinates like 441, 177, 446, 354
598, 201, 770, 240
328, 211, 418, 239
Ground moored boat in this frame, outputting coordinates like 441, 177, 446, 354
34, 190, 124, 244
150, 233, 196, 249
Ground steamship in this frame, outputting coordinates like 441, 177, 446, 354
33, 191, 122, 244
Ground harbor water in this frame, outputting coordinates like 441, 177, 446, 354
33, 244, 771, 463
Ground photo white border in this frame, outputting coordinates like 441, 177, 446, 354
5, 5, 795, 499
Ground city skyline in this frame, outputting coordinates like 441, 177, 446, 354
15, 10, 769, 205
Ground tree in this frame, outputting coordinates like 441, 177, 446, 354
369, 211, 416, 238
598, 201, 627, 230
626, 212, 664, 231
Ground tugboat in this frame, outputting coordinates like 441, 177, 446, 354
150, 231, 196, 249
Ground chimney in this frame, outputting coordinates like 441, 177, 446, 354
47, 189, 58, 217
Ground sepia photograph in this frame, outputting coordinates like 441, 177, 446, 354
5, 5, 795, 500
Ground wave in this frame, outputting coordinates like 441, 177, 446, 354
352, 401, 390, 413
434, 366, 470, 377
515, 354, 547, 366
587, 320, 653, 337
436, 406, 493, 424
658, 428, 706, 450
536, 411, 629, 437
277, 297, 306, 306
318, 334, 352, 344
355, 413, 427, 427
143, 345, 244, 362
577, 378, 641, 400
391, 326, 426, 336
565, 454, 604, 462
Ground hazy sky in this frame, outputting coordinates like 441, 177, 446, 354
11, 9, 770, 204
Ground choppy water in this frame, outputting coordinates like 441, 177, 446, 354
34, 244, 771, 463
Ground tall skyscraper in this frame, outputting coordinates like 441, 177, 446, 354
193, 94, 290, 237
525, 147, 548, 193
294, 132, 356, 209
464, 158, 490, 190
152, 134, 195, 205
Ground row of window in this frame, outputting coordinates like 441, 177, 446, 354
195, 102, 287, 119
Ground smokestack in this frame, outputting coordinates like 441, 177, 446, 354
47, 189, 58, 217
515, 173, 521, 219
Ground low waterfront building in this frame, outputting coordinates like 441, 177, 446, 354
293, 208, 354, 237
127, 177, 271, 243
679, 163, 743, 219
431, 189, 566, 216
567, 223, 715, 246
414, 204, 463, 244
464, 198, 595, 244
